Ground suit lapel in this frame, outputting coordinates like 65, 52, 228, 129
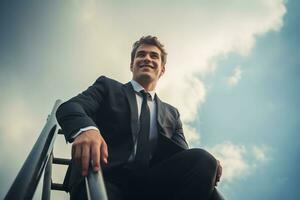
155, 95, 165, 131
123, 82, 139, 138
154, 95, 186, 161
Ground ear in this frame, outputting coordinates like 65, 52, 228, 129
159, 65, 165, 78
130, 63, 133, 72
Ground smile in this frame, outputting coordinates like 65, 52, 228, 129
140, 64, 154, 69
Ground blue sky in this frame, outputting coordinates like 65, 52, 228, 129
0, 0, 299, 199
200, 1, 300, 198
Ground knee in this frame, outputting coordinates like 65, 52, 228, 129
185, 148, 217, 173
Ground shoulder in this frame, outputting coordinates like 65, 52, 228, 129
94, 76, 124, 88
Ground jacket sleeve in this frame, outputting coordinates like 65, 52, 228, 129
56, 76, 108, 142
172, 109, 189, 149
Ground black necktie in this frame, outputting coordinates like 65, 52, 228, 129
134, 90, 151, 167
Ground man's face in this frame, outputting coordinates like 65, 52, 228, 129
130, 44, 165, 84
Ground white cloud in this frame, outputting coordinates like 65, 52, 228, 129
207, 142, 271, 184
183, 124, 201, 146
227, 66, 242, 86
159, 75, 206, 123
0, 99, 42, 144
252, 145, 270, 162
208, 142, 249, 183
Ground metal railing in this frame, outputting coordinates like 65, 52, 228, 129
85, 165, 108, 200
5, 99, 108, 200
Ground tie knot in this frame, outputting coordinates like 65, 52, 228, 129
140, 90, 151, 100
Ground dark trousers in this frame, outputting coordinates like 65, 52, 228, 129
70, 148, 222, 200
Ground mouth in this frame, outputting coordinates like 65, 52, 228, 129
139, 64, 154, 69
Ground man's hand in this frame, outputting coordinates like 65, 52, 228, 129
215, 160, 222, 186
72, 129, 108, 176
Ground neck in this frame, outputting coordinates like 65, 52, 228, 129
133, 78, 157, 91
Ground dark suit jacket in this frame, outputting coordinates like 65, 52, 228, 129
56, 76, 189, 187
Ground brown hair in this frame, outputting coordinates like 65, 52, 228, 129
131, 35, 167, 66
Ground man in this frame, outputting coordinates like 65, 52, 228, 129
56, 35, 223, 200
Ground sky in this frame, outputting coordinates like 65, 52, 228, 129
0, 0, 299, 199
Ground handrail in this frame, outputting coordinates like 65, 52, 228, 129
4, 99, 62, 199
5, 99, 109, 200
85, 164, 108, 200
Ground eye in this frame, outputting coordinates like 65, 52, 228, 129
136, 51, 145, 58
151, 53, 159, 59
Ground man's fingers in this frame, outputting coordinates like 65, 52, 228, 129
91, 142, 100, 172
100, 141, 108, 164
71, 130, 108, 176
217, 163, 222, 178
214, 160, 222, 186
73, 144, 82, 166
71, 145, 75, 158
81, 144, 90, 176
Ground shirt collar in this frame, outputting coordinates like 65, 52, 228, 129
130, 80, 156, 100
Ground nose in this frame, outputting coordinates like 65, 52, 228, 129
144, 53, 151, 61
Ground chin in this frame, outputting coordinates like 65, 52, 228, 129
136, 73, 153, 83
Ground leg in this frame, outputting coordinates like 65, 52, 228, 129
69, 180, 87, 200
210, 188, 226, 200
146, 148, 218, 200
